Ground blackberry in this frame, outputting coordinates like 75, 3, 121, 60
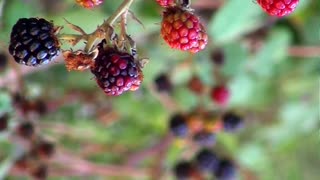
16, 121, 34, 139
174, 161, 194, 179
211, 49, 225, 66
31, 164, 48, 180
9, 18, 60, 66
214, 159, 236, 180
187, 76, 204, 95
91, 41, 143, 96
154, 73, 172, 93
33, 140, 55, 159
0, 52, 8, 71
193, 131, 216, 146
169, 113, 188, 137
222, 112, 243, 132
0, 113, 9, 131
195, 149, 219, 173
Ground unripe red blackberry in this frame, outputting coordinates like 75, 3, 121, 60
156, 0, 175, 7
187, 76, 204, 95
169, 113, 189, 137
195, 149, 219, 173
16, 121, 34, 139
214, 159, 237, 180
210, 85, 230, 106
91, 40, 143, 96
75, 0, 104, 9
0, 113, 9, 132
257, 0, 299, 17
161, 7, 208, 53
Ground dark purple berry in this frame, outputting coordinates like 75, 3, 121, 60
211, 49, 225, 66
195, 149, 219, 173
193, 131, 216, 146
0, 52, 8, 71
16, 121, 34, 139
169, 114, 188, 137
9, 18, 60, 66
174, 161, 194, 179
31, 164, 48, 180
222, 112, 244, 132
0, 113, 9, 131
154, 73, 172, 93
214, 159, 236, 180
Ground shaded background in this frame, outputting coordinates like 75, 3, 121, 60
0, 0, 319, 179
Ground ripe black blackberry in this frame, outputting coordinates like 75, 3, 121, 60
211, 48, 225, 66
222, 112, 244, 132
193, 131, 216, 146
195, 149, 219, 173
154, 73, 172, 93
16, 121, 34, 139
0, 113, 9, 131
33, 140, 55, 159
174, 161, 194, 179
31, 164, 48, 180
0, 52, 8, 71
169, 113, 189, 137
9, 18, 60, 66
91, 40, 143, 96
214, 159, 236, 180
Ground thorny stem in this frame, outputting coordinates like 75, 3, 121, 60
59, 0, 134, 53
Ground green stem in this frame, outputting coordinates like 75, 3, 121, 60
105, 0, 134, 26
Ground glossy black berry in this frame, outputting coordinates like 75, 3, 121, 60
222, 112, 244, 132
16, 121, 34, 139
193, 131, 216, 146
0, 52, 8, 71
9, 18, 60, 66
174, 161, 194, 179
169, 113, 188, 137
214, 159, 236, 180
154, 73, 172, 93
0, 113, 9, 131
195, 149, 219, 173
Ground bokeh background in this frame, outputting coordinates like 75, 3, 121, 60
0, 0, 319, 179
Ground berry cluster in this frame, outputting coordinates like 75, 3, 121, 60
169, 110, 244, 146
75, 0, 104, 9
174, 149, 237, 180
257, 0, 300, 17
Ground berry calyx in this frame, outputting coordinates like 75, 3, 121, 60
90, 40, 143, 96
9, 18, 60, 67
257, 0, 300, 17
156, 0, 175, 7
63, 49, 97, 71
169, 113, 189, 137
210, 85, 230, 106
75, 0, 104, 9
161, 7, 208, 53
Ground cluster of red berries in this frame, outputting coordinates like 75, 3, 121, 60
174, 149, 237, 180
157, 0, 208, 53
169, 110, 244, 146
257, 0, 300, 17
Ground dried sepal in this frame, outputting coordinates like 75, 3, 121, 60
63, 49, 98, 71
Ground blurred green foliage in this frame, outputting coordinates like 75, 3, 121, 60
0, 0, 319, 179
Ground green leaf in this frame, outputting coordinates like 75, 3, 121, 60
208, 0, 263, 44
